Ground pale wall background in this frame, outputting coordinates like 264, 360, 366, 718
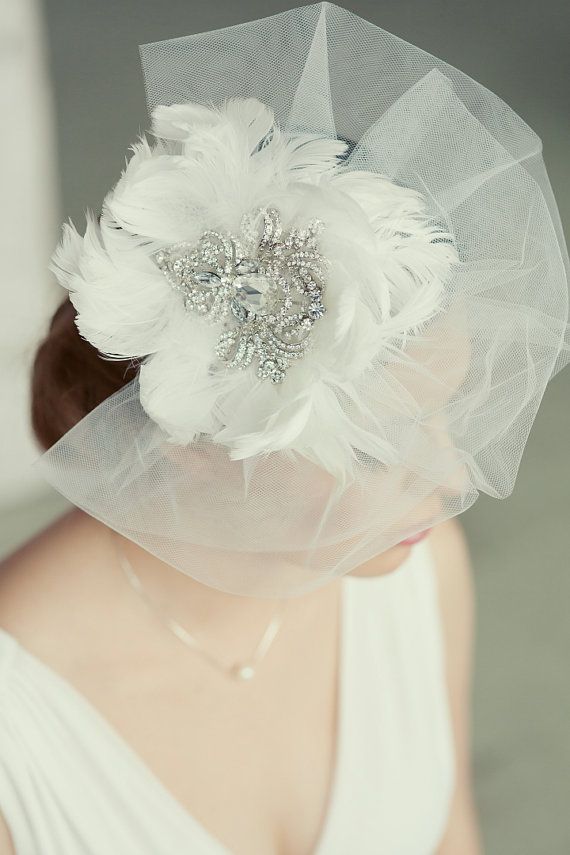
0, 1, 569, 853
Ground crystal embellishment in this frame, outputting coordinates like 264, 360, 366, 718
153, 207, 329, 383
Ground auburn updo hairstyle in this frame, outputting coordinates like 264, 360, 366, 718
31, 297, 139, 452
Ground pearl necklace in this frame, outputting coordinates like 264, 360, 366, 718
115, 541, 288, 682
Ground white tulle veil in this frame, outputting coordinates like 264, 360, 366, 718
34, 2, 570, 597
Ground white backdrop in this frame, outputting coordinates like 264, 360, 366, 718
0, 0, 61, 511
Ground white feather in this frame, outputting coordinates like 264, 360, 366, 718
49, 96, 459, 480
49, 220, 83, 289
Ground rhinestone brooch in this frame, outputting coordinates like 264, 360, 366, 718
153, 207, 328, 384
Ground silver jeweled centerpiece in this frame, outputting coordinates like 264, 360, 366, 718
153, 207, 328, 383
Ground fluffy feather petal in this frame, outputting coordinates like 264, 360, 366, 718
49, 96, 460, 481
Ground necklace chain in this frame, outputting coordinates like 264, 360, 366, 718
114, 538, 288, 682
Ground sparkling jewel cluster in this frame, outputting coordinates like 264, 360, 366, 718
153, 207, 328, 383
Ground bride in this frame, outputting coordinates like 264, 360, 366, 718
1, 4, 568, 851
0, 297, 482, 852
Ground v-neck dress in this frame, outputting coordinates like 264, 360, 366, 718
0, 537, 455, 855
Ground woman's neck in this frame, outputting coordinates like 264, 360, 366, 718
91, 512, 330, 655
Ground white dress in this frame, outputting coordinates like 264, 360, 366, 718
0, 537, 455, 854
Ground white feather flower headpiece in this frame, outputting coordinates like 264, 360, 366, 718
51, 96, 458, 480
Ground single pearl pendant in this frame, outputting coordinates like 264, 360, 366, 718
231, 663, 256, 681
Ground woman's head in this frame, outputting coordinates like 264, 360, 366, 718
32, 98, 475, 597
31, 292, 469, 596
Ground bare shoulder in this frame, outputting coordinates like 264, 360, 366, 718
0, 508, 101, 661
0, 507, 78, 620
425, 518, 475, 773
428, 517, 476, 676
426, 518, 484, 854
0, 516, 73, 852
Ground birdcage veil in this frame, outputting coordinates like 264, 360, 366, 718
34, 2, 570, 597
